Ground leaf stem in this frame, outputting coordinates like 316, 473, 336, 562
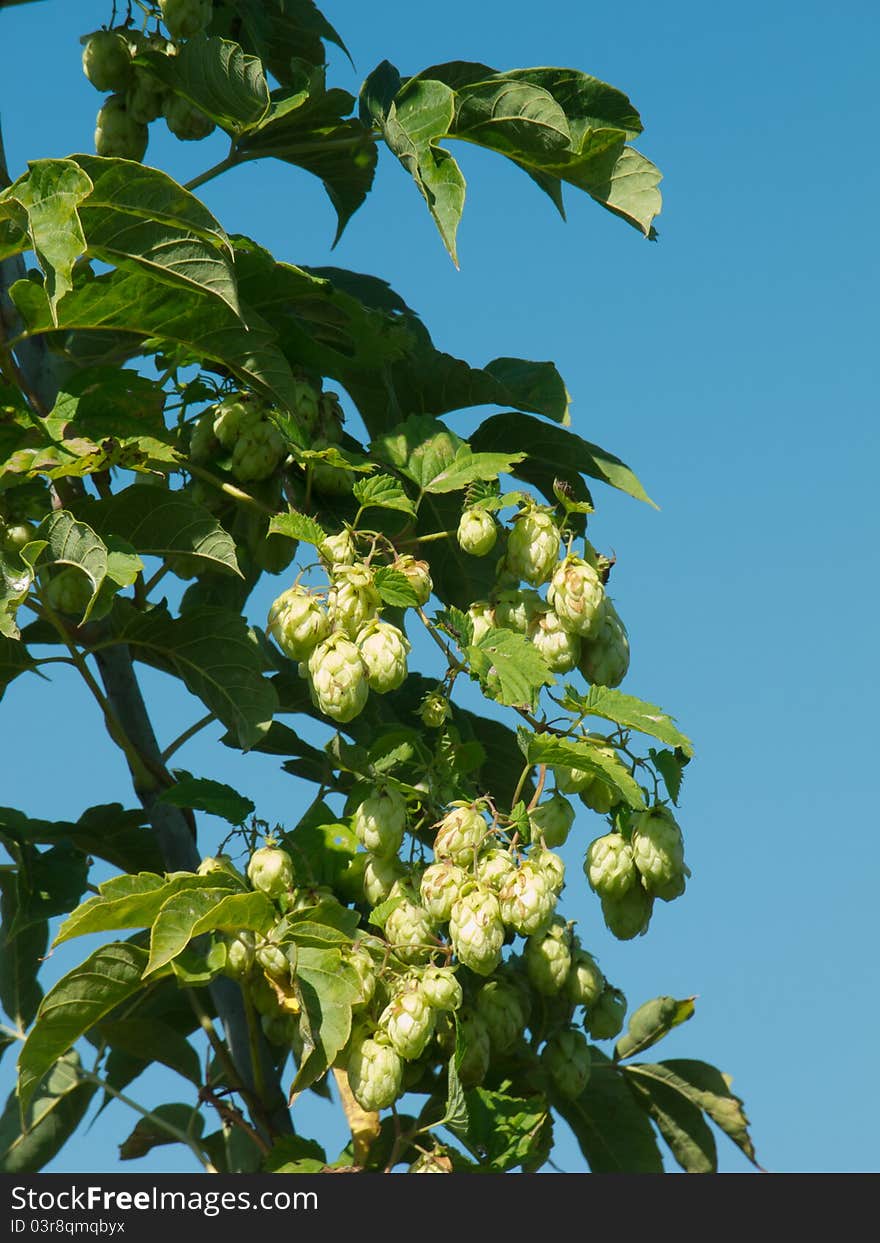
79, 1070, 218, 1172
187, 462, 275, 514
162, 712, 216, 763
184, 152, 241, 194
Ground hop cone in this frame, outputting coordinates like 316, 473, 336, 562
379, 986, 435, 1060
458, 507, 497, 556
529, 793, 575, 848
547, 556, 605, 637
433, 804, 487, 865
307, 632, 369, 723
600, 885, 654, 941
356, 619, 409, 693
566, 947, 605, 1008
328, 565, 380, 637
476, 848, 518, 892
267, 586, 330, 661
475, 979, 527, 1052
456, 1011, 491, 1087
420, 967, 463, 1011
585, 986, 627, 1041
532, 849, 565, 896
498, 860, 556, 936
468, 601, 496, 644
391, 554, 432, 606
542, 1028, 591, 1099
494, 588, 543, 634
420, 861, 468, 922
524, 916, 573, 996
506, 508, 561, 586
362, 854, 406, 906
384, 895, 436, 965
584, 833, 637, 900
353, 786, 407, 857
320, 529, 356, 567
579, 599, 630, 688
230, 419, 285, 482
347, 1036, 403, 1112
631, 807, 688, 901
449, 886, 505, 975
247, 846, 294, 898
530, 609, 581, 673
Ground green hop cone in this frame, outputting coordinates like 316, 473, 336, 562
547, 556, 605, 637
474, 979, 527, 1052
320, 528, 356, 568
356, 619, 409, 693
379, 985, 435, 1060
262, 1012, 296, 1046
230, 420, 285, 482
352, 785, 407, 858
307, 632, 369, 723
384, 891, 436, 965
579, 773, 616, 815
163, 92, 215, 141
420, 967, 463, 1011
566, 946, 605, 1008
82, 30, 132, 92
600, 884, 654, 940
256, 939, 290, 981
449, 885, 505, 976
467, 600, 495, 644
542, 1028, 591, 1099
362, 854, 406, 906
455, 1010, 491, 1087
328, 564, 380, 637
95, 94, 148, 160
585, 985, 627, 1041
524, 916, 573, 996
391, 554, 432, 606
457, 507, 498, 556
530, 609, 581, 673
433, 803, 487, 865
498, 860, 556, 936
267, 586, 330, 661
529, 792, 575, 848
532, 848, 565, 896
45, 568, 93, 618
494, 587, 543, 634
419, 691, 451, 729
188, 411, 220, 462
420, 861, 467, 923
197, 854, 244, 883
578, 598, 630, 688
505, 506, 561, 586
1, 521, 35, 555
223, 930, 255, 980
347, 1035, 403, 1112
126, 41, 170, 124
159, 0, 212, 40
554, 766, 592, 795
212, 394, 263, 449
475, 847, 517, 893
347, 943, 378, 1009
247, 845, 294, 898
584, 832, 638, 900
631, 806, 688, 901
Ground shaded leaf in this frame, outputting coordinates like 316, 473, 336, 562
615, 995, 696, 1062
137, 37, 269, 135
0, 873, 47, 1031
551, 1047, 663, 1172
9, 842, 90, 934
627, 1060, 760, 1167
159, 774, 255, 825
290, 945, 360, 1094
146, 889, 274, 975
98, 1018, 201, 1086
625, 1068, 716, 1173
0, 159, 92, 313
119, 1103, 204, 1161
0, 1051, 95, 1173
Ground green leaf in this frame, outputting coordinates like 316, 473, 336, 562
137, 37, 270, 135
468, 627, 555, 708
0, 804, 162, 875
471, 411, 655, 506
290, 946, 360, 1094
615, 995, 696, 1062
268, 510, 327, 547
98, 1018, 201, 1086
159, 775, 255, 826
111, 603, 278, 750
0, 1051, 96, 1173
353, 473, 416, 517
424, 446, 526, 494
465, 1088, 553, 1172
443, 1050, 469, 1138
453, 76, 571, 157
526, 732, 646, 809
372, 566, 420, 608
83, 485, 241, 576
9, 843, 90, 934
560, 685, 694, 758
0, 635, 36, 701
26, 510, 107, 622
626, 1060, 760, 1168
217, 0, 351, 86
649, 747, 687, 805
146, 889, 275, 976
281, 803, 358, 889
263, 1133, 327, 1173
53, 872, 239, 947
552, 1046, 663, 1172
0, 873, 47, 1031
624, 1068, 717, 1173
18, 942, 149, 1113
119, 1103, 204, 1161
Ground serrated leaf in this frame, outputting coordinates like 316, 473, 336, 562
625, 1069, 717, 1173
18, 942, 149, 1114
372, 566, 420, 608
137, 37, 269, 136
468, 627, 555, 709
9, 842, 90, 934
25, 510, 107, 622
353, 473, 416, 516
146, 889, 275, 976
367, 895, 404, 930
561, 685, 694, 758
290, 946, 360, 1095
98, 1018, 201, 1086
0, 1051, 96, 1173
159, 775, 255, 825
526, 733, 646, 809
268, 510, 327, 548
551, 1046, 663, 1172
465, 1088, 552, 1171
217, 0, 351, 87
0, 873, 47, 1031
649, 748, 687, 805
444, 1052, 469, 1138
615, 995, 696, 1062
53, 872, 238, 947
263, 1133, 327, 1173
119, 1103, 204, 1161
425, 446, 526, 494
1, 159, 92, 314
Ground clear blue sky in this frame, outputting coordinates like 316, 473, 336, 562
1, 0, 878, 1174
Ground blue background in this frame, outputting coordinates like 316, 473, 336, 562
1, 0, 878, 1174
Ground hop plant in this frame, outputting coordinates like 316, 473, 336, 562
457, 506, 498, 556
247, 845, 294, 898
530, 609, 581, 673
391, 554, 432, 606
584, 832, 638, 901
600, 884, 654, 941
346, 1035, 403, 1112
529, 793, 575, 848
347, 943, 378, 1009
328, 564, 380, 637
384, 891, 436, 965
474, 979, 527, 1052
433, 803, 487, 865
579, 599, 630, 688
356, 619, 410, 693
542, 1028, 591, 1098
320, 528, 356, 567
230, 419, 285, 482
475, 847, 517, 892
524, 916, 573, 996
498, 860, 555, 936
267, 586, 330, 661
352, 786, 407, 858
467, 600, 495, 644
420, 966, 463, 1011
82, 30, 132, 92
126, 37, 171, 124
585, 985, 627, 1041
307, 632, 369, 723
45, 568, 93, 618
494, 587, 543, 634
547, 556, 605, 636
631, 807, 688, 901
379, 985, 436, 1060
223, 930, 255, 980
579, 774, 616, 815
159, 0, 212, 41
95, 95, 148, 160
532, 848, 565, 896
455, 1010, 491, 1087
212, 395, 263, 447
163, 93, 215, 141
420, 861, 468, 923
449, 885, 505, 976
419, 690, 451, 729
362, 854, 406, 906
505, 506, 561, 586
256, 939, 290, 981
566, 947, 605, 1008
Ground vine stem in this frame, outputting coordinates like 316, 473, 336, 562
187, 461, 275, 514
